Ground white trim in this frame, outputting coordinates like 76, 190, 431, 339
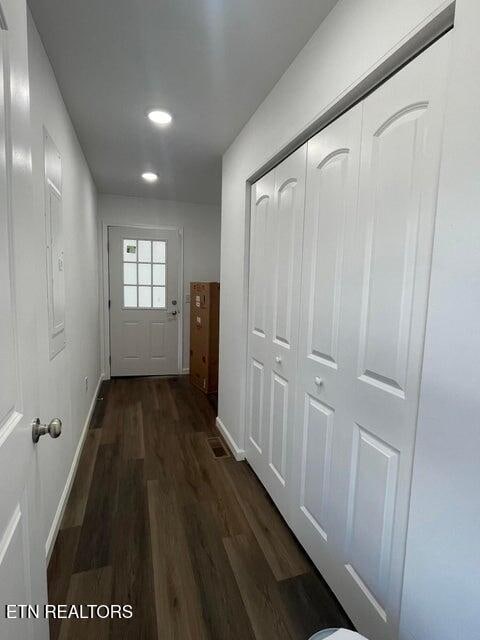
216, 416, 245, 461
177, 228, 184, 374
100, 222, 184, 379
43, 128, 66, 361
182, 367, 190, 374
45, 373, 104, 563
100, 220, 110, 378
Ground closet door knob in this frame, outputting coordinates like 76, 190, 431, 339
275, 356, 282, 364
314, 376, 323, 387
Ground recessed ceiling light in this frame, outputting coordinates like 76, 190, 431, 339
147, 109, 172, 125
142, 172, 158, 183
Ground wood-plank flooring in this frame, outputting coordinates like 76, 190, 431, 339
48, 376, 353, 639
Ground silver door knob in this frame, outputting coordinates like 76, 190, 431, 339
171, 310, 177, 316
32, 417, 62, 443
275, 356, 282, 364
314, 376, 324, 386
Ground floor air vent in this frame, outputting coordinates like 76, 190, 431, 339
207, 436, 230, 459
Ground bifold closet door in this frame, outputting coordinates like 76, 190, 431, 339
292, 102, 362, 584
246, 146, 306, 520
292, 33, 450, 640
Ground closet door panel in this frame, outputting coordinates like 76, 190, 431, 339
269, 372, 289, 483
300, 394, 335, 541
265, 146, 306, 517
334, 34, 451, 639
248, 359, 265, 454
250, 177, 273, 342
293, 103, 362, 580
272, 178, 298, 348
357, 105, 430, 395
246, 146, 306, 521
344, 426, 399, 609
246, 173, 274, 472
308, 150, 350, 367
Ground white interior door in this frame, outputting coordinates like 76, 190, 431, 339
246, 146, 306, 520
293, 34, 450, 640
292, 101, 362, 586
109, 225, 181, 376
0, 2, 49, 638
246, 169, 274, 485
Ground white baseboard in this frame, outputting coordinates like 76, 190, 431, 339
182, 367, 190, 374
216, 416, 245, 461
45, 373, 104, 563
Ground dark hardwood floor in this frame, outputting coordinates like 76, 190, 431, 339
48, 376, 353, 640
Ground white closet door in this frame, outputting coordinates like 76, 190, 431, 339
292, 102, 362, 584
246, 170, 274, 485
246, 146, 306, 520
293, 33, 450, 640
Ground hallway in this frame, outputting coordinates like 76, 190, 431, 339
1, 1, 479, 637
47, 377, 352, 640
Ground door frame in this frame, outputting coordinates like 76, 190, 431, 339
100, 222, 184, 379
240, 0, 456, 456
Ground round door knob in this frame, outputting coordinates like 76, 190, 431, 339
171, 310, 177, 316
32, 417, 62, 444
314, 376, 323, 386
275, 356, 282, 364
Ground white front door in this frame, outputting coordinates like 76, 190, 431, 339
292, 33, 450, 640
0, 2, 49, 638
246, 146, 306, 520
109, 225, 181, 376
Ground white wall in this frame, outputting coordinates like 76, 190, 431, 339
98, 194, 221, 372
218, 0, 449, 453
400, 0, 480, 637
28, 12, 100, 555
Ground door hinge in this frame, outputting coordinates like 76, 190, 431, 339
108, 299, 111, 309
109, 355, 111, 365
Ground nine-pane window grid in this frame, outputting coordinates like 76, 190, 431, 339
123, 239, 166, 308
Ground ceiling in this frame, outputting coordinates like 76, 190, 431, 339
28, 0, 338, 204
